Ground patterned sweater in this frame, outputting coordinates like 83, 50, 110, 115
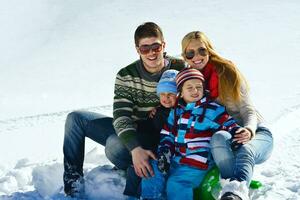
113, 56, 185, 151
158, 97, 240, 170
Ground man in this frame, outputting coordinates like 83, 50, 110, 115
63, 22, 185, 197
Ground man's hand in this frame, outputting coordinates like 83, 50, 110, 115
131, 146, 156, 178
233, 127, 252, 144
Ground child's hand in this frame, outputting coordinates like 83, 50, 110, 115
149, 108, 157, 118
157, 148, 171, 174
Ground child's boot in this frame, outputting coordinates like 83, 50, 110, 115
219, 179, 249, 200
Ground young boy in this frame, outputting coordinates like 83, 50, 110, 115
124, 69, 179, 198
141, 68, 242, 200
136, 69, 179, 152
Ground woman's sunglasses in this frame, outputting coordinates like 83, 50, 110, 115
138, 43, 163, 55
185, 47, 208, 60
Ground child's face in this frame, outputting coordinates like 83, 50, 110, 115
159, 92, 177, 108
180, 79, 204, 103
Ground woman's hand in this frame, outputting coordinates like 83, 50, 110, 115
233, 127, 252, 144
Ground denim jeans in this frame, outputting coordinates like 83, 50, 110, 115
123, 165, 141, 198
210, 126, 273, 185
141, 160, 209, 200
63, 111, 132, 187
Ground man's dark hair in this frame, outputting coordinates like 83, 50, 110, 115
134, 22, 164, 47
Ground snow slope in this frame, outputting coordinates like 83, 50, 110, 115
1, 0, 300, 199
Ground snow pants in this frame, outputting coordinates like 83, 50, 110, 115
141, 160, 209, 200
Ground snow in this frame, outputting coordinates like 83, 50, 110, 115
1, 0, 300, 199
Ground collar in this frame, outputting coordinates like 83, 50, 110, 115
177, 96, 208, 110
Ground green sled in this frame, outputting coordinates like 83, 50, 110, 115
193, 166, 262, 200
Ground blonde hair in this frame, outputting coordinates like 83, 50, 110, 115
181, 31, 248, 105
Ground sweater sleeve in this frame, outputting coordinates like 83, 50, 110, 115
158, 109, 176, 156
237, 83, 258, 137
113, 71, 139, 151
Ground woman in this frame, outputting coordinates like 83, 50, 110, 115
181, 31, 273, 200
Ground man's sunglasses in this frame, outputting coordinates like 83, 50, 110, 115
138, 43, 163, 55
185, 47, 208, 60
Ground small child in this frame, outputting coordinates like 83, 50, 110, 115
123, 69, 179, 198
136, 69, 179, 152
141, 68, 241, 200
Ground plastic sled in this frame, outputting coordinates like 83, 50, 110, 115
193, 166, 262, 200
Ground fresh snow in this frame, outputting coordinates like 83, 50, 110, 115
1, 0, 300, 199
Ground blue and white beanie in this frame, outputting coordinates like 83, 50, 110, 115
157, 69, 179, 96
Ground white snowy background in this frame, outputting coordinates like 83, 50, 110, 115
1, 0, 300, 199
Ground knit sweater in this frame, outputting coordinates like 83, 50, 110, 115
221, 83, 260, 137
158, 97, 240, 170
200, 63, 260, 137
113, 56, 185, 151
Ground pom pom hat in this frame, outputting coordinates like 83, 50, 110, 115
176, 68, 205, 91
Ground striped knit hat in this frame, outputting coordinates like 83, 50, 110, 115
176, 68, 205, 91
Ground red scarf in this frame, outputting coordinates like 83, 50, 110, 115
200, 62, 219, 99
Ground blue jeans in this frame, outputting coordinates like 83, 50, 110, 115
123, 165, 141, 198
141, 160, 209, 200
210, 126, 273, 185
63, 111, 131, 187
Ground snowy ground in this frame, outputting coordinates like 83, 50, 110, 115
1, 0, 300, 199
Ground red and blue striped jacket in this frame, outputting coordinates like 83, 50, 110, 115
158, 96, 240, 170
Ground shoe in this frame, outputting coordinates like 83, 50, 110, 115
219, 179, 249, 200
220, 192, 242, 200
63, 165, 85, 198
64, 175, 85, 198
